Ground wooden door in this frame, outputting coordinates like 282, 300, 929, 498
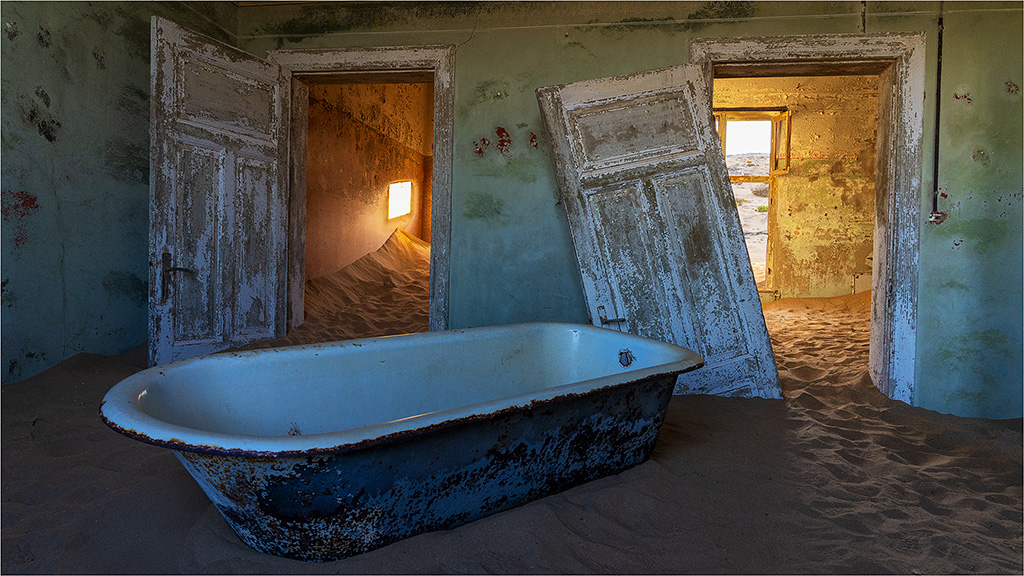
537, 65, 780, 398
149, 17, 289, 366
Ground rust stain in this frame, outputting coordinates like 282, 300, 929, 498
104, 370, 696, 561
1, 190, 40, 247
953, 92, 972, 104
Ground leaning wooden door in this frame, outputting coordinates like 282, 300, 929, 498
537, 65, 780, 398
149, 17, 289, 366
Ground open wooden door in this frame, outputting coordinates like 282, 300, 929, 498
537, 65, 780, 398
149, 17, 289, 366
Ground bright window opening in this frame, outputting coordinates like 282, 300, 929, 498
725, 120, 771, 173
388, 181, 412, 219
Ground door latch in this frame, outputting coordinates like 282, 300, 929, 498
597, 305, 626, 326
160, 251, 195, 303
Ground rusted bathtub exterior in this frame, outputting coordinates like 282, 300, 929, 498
100, 323, 703, 561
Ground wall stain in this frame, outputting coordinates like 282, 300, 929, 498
972, 146, 990, 166
92, 48, 107, 69
102, 271, 147, 307
473, 137, 490, 157
942, 218, 1008, 254
1, 190, 41, 248
104, 138, 149, 185
464, 192, 506, 223
495, 127, 512, 154
36, 27, 50, 48
953, 92, 972, 104
1, 279, 15, 308
941, 280, 970, 291
5, 21, 19, 40
260, 4, 400, 47
118, 83, 148, 107
1006, 81, 1020, 95
34, 87, 50, 108
113, 7, 152, 61
20, 91, 62, 143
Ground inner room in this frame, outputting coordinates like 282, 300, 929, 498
713, 74, 879, 327
301, 78, 434, 342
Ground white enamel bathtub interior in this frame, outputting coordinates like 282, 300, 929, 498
100, 323, 703, 455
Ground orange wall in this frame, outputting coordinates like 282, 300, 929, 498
305, 82, 433, 280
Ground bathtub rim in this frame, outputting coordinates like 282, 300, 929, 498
99, 322, 704, 458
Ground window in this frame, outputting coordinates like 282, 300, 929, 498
713, 108, 792, 181
388, 181, 413, 219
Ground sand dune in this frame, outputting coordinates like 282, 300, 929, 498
245, 228, 430, 349
2, 287, 1020, 573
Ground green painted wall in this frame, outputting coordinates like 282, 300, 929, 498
2, 2, 1021, 419
915, 6, 1024, 418
1, 2, 236, 382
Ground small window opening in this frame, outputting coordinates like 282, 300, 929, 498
388, 180, 413, 220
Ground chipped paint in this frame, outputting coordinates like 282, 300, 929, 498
100, 324, 702, 560
494, 126, 512, 154
168, 371, 678, 562
538, 65, 780, 399
111, 372, 686, 560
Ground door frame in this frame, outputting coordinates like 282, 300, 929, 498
268, 46, 455, 332
690, 33, 926, 404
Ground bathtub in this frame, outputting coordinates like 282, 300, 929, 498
100, 323, 703, 561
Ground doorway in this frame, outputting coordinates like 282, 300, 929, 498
301, 78, 434, 340
715, 75, 877, 304
269, 46, 455, 335
713, 107, 791, 300
690, 33, 926, 404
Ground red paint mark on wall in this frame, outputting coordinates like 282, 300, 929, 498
473, 137, 490, 157
495, 127, 512, 154
1, 190, 40, 247
939, 192, 948, 199
529, 132, 539, 149
953, 92, 972, 104
952, 238, 963, 249
1007, 81, 1020, 95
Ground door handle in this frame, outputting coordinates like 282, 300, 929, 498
597, 305, 626, 326
160, 251, 195, 303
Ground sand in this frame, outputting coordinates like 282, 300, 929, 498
727, 153, 771, 286
2, 250, 1021, 573
244, 228, 431, 350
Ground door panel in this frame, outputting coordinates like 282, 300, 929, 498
538, 65, 780, 398
150, 17, 289, 366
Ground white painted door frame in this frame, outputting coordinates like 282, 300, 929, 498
268, 46, 455, 332
689, 33, 926, 404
